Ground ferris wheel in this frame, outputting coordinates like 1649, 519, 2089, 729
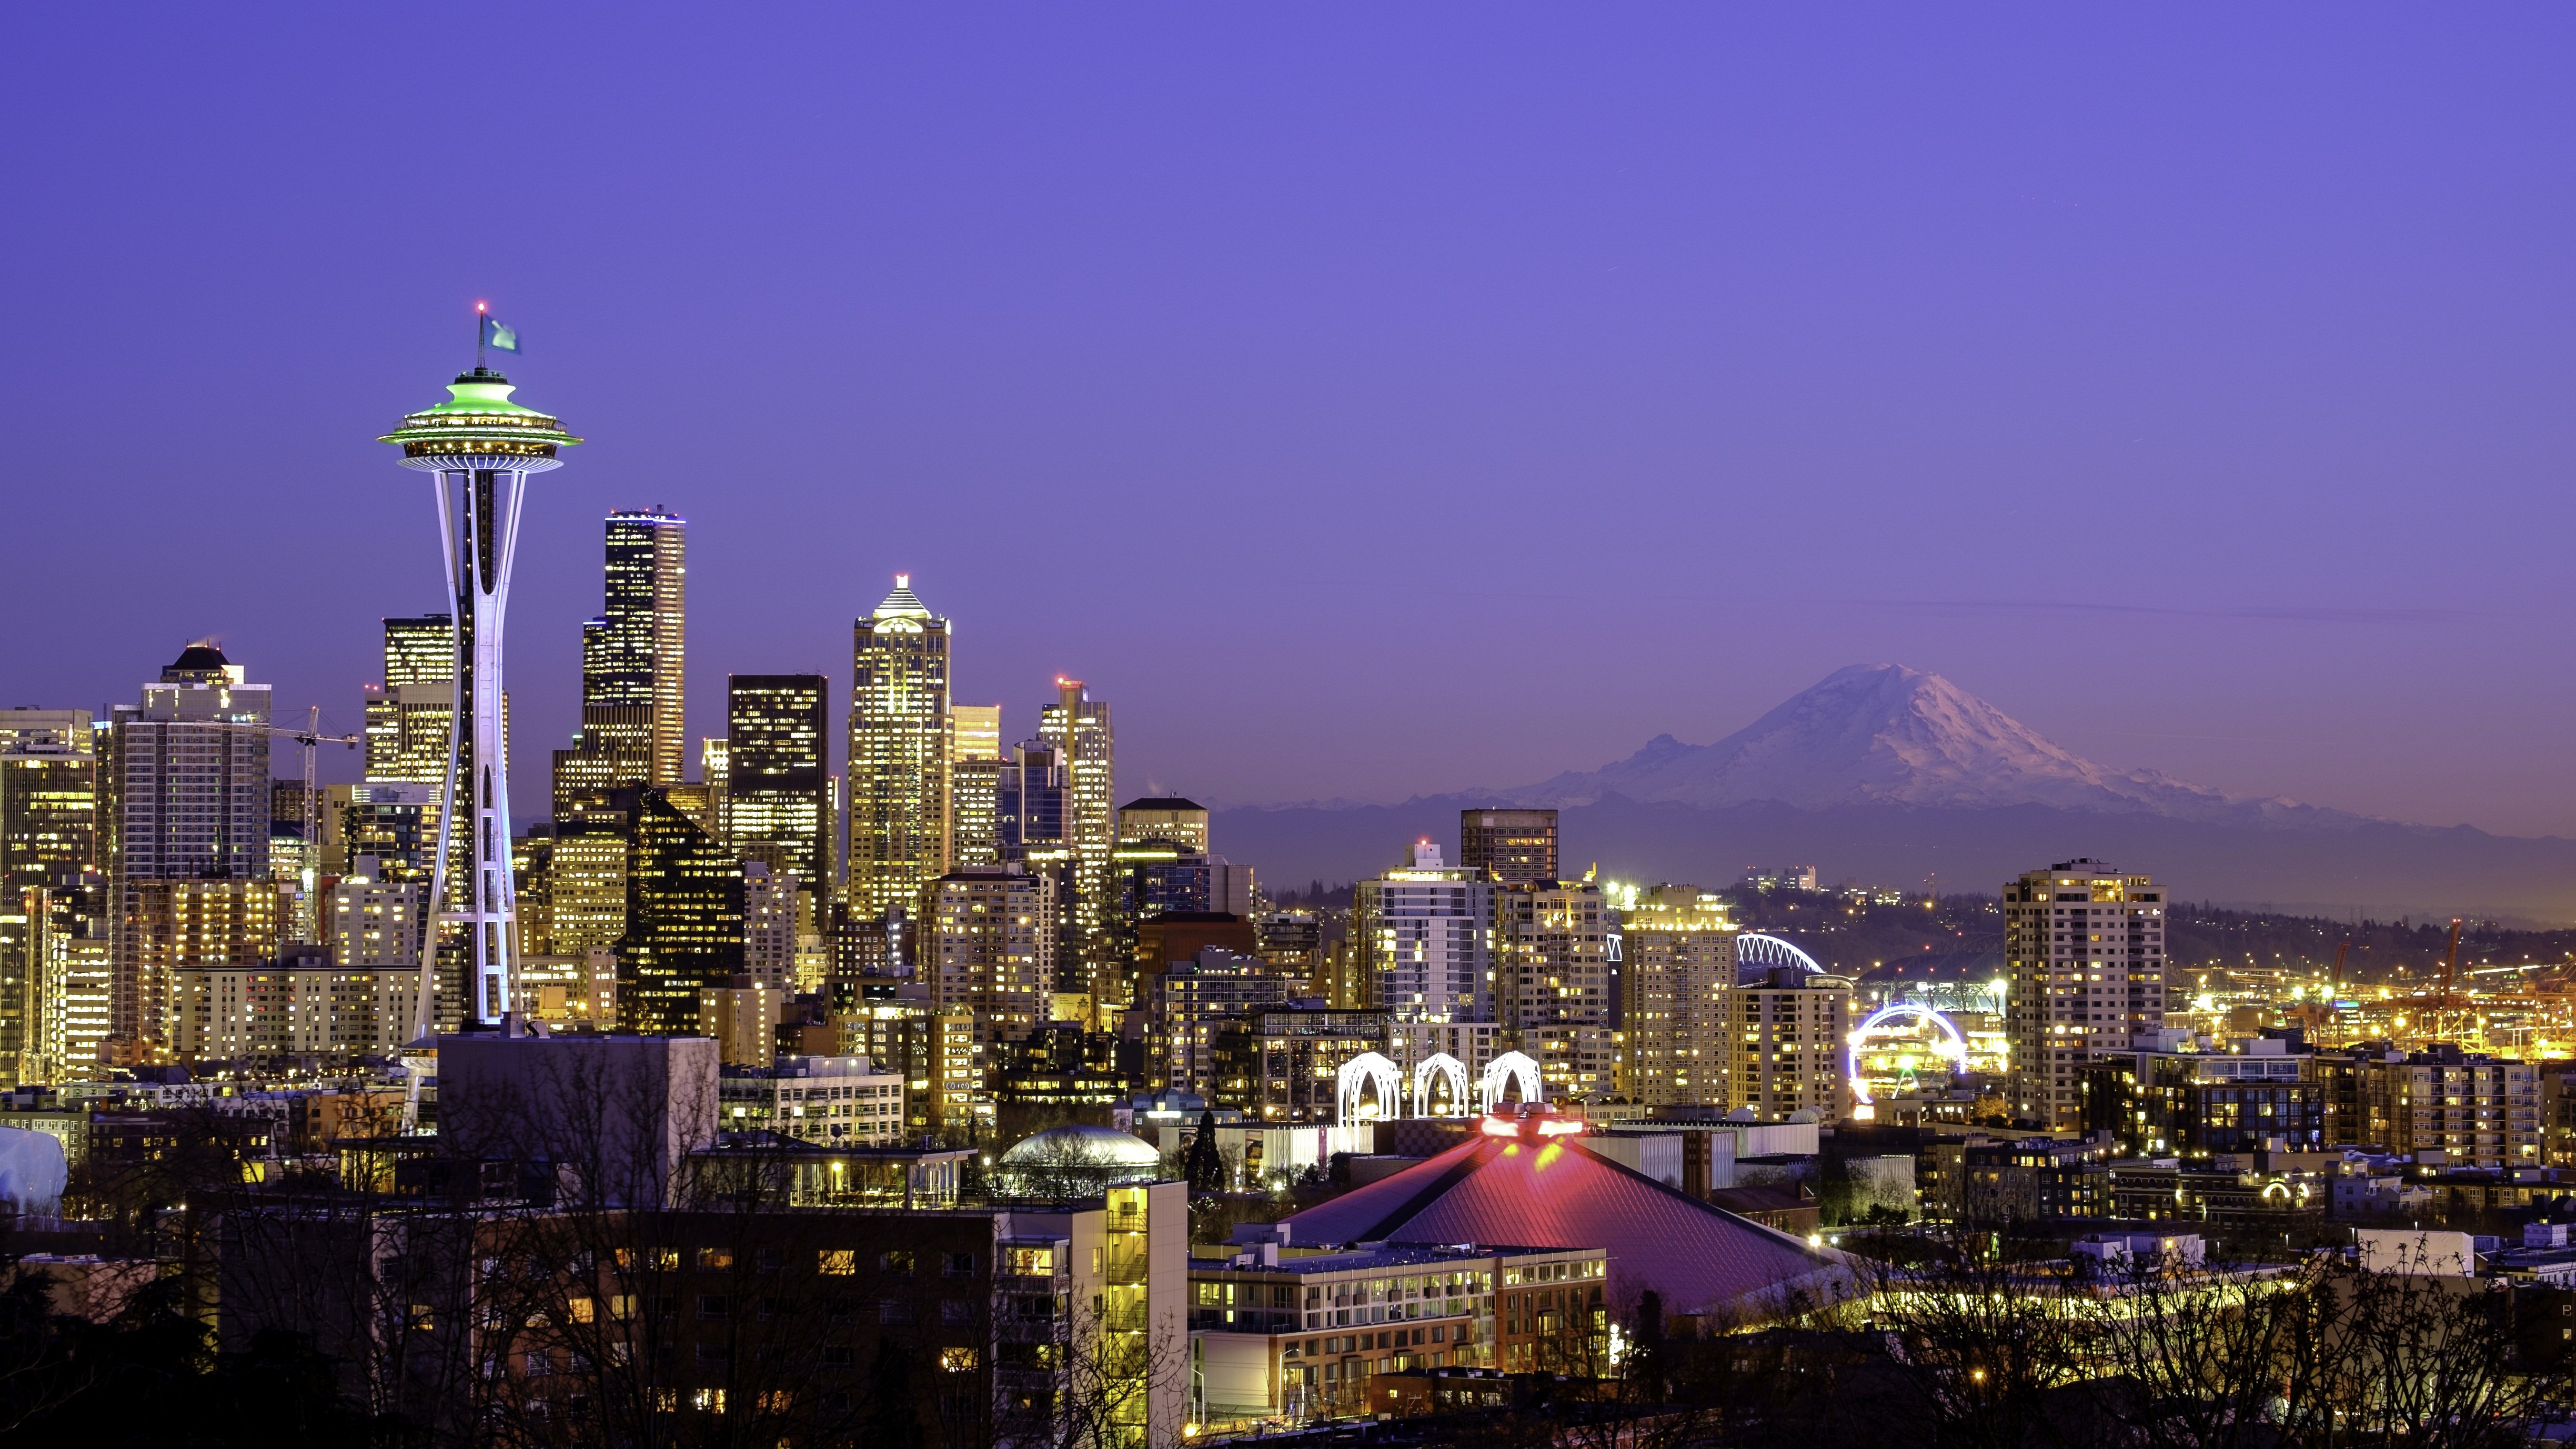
1844, 1002, 1969, 1108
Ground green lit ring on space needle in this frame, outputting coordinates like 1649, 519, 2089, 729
379, 370, 581, 469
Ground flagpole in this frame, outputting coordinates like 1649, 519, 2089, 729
476, 303, 487, 371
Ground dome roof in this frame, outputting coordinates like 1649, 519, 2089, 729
999, 1123, 1162, 1168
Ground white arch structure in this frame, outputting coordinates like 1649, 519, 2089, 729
1735, 932, 1824, 984
1411, 1053, 1471, 1117
1336, 1051, 1403, 1126
1844, 1002, 1967, 1108
1478, 1051, 1544, 1113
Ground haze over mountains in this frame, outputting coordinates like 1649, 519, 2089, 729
1214, 665, 2576, 922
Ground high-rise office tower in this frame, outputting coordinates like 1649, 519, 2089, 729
1118, 797, 1209, 854
948, 705, 1004, 868
110, 647, 270, 881
381, 357, 579, 1030
511, 830, 554, 959
105, 646, 277, 1057
552, 705, 653, 822
1038, 679, 1114, 991
549, 818, 631, 959
741, 859, 797, 990
1728, 967, 1853, 1121
0, 710, 96, 1084
331, 857, 424, 969
2005, 858, 2167, 1130
1350, 841, 1492, 1022
615, 788, 745, 1033
365, 613, 458, 783
1112, 838, 1212, 921
995, 740, 1077, 986
997, 741, 1067, 862
29, 868, 109, 1081
1461, 809, 1558, 886
1616, 884, 1736, 1107
1495, 876, 1614, 1101
726, 674, 830, 887
1251, 910, 1323, 993
848, 577, 950, 920
268, 779, 319, 945
924, 863, 1057, 1046
586, 509, 687, 787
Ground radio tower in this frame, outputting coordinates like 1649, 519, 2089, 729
380, 327, 580, 1035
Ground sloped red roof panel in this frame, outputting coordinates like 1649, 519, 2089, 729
1279, 1134, 1845, 1317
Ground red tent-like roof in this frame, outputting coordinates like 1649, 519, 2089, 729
1277, 1129, 1849, 1319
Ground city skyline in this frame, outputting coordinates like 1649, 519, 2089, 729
10, 16, 2576, 1444
10, 11, 2576, 842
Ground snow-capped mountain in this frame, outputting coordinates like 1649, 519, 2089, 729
1215, 657, 2576, 912
1493, 663, 2342, 825
1215, 662, 2576, 918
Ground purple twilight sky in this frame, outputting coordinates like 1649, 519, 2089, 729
4, 7, 2574, 834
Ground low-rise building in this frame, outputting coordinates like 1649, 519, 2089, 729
1211, 1008, 1388, 1124
1951, 1136, 2109, 1221
2104, 1156, 2327, 1224
716, 1054, 905, 1147
2347, 1047, 2541, 1166
217, 1182, 1191, 1448
1190, 1242, 1606, 1424
2083, 1043, 2324, 1157
173, 945, 421, 1062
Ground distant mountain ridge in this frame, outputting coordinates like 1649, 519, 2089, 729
1483, 663, 2347, 827
1212, 663, 2576, 921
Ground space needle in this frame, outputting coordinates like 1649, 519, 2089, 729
380, 315, 579, 1036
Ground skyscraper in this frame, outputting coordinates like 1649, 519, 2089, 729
1038, 679, 1114, 994
364, 614, 458, 785
726, 673, 830, 887
552, 705, 653, 822
106, 645, 277, 1057
947, 705, 1003, 868
615, 788, 746, 1033
1461, 809, 1558, 886
1728, 968, 1853, 1121
0, 710, 95, 1084
848, 577, 950, 920
997, 741, 1067, 863
2005, 858, 2168, 1130
586, 509, 688, 786
1118, 797, 1209, 854
924, 863, 1057, 1047
29, 870, 108, 1082
1616, 884, 1735, 1107
1495, 876, 1614, 1102
1351, 841, 1492, 1022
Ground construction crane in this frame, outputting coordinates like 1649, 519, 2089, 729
188, 711, 361, 877
279, 706, 360, 862
2431, 917, 2467, 1039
